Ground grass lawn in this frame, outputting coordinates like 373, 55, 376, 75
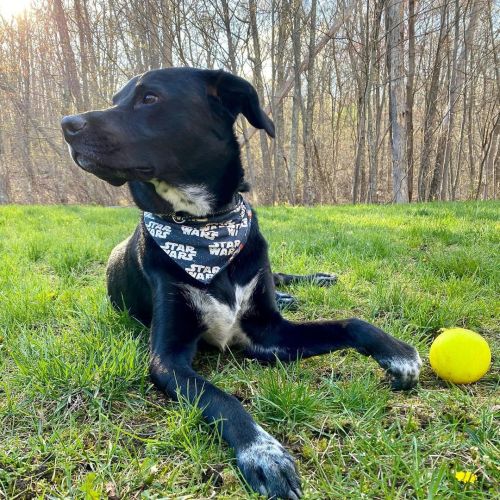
0, 201, 498, 499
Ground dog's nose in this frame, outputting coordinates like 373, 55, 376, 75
61, 114, 87, 137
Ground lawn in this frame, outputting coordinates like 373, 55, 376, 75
0, 201, 498, 499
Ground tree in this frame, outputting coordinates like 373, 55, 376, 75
418, 1, 448, 201
386, 0, 408, 203
248, 0, 273, 203
0, 0, 497, 206
406, 0, 416, 201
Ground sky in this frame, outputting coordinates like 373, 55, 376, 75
0, 0, 32, 19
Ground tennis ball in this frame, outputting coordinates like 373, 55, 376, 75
429, 328, 491, 384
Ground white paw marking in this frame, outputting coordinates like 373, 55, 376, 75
183, 276, 258, 350
150, 179, 214, 216
237, 424, 300, 498
238, 425, 294, 472
238, 425, 288, 464
384, 351, 422, 385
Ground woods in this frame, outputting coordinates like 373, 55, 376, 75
0, 0, 498, 206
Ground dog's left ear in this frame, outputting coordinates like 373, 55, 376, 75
203, 69, 275, 138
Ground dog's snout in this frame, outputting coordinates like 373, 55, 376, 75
61, 114, 87, 138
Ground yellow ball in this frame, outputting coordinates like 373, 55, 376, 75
429, 328, 491, 384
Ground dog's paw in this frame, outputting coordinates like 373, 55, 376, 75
275, 291, 299, 312
378, 346, 422, 391
310, 272, 338, 287
236, 425, 302, 499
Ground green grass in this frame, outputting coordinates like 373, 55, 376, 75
0, 201, 498, 499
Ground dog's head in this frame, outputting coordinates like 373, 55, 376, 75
61, 67, 274, 213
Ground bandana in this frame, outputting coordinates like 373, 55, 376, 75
143, 196, 252, 284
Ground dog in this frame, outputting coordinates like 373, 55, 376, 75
61, 67, 421, 499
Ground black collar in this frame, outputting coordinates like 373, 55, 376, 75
153, 194, 243, 223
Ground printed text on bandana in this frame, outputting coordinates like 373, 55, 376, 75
185, 264, 221, 282
209, 240, 241, 255
160, 242, 196, 261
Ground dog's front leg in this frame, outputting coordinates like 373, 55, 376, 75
242, 274, 421, 390
147, 284, 302, 499
246, 315, 422, 390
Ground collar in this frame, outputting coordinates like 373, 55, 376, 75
143, 195, 253, 284
153, 195, 243, 224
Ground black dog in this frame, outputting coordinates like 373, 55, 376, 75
61, 67, 421, 499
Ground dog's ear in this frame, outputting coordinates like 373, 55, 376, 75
203, 69, 275, 138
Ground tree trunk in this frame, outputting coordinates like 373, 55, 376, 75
248, 0, 273, 204
288, 0, 303, 204
467, 59, 476, 197
271, 0, 287, 204
367, 0, 383, 203
0, 113, 9, 203
161, 0, 174, 67
484, 118, 499, 199
302, 0, 317, 205
434, 0, 480, 200
74, 0, 90, 110
406, 0, 416, 201
221, 0, 255, 194
51, 0, 83, 110
418, 1, 447, 201
476, 113, 500, 199
386, 0, 408, 203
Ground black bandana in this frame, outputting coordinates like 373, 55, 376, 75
143, 197, 253, 284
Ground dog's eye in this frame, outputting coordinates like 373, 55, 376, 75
142, 92, 159, 105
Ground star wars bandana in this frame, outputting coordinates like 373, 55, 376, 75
143, 197, 252, 284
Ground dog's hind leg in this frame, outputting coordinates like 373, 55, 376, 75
272, 272, 337, 311
273, 272, 338, 287
106, 235, 153, 325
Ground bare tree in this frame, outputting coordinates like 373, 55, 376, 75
288, 0, 303, 204
432, 0, 480, 200
386, 0, 408, 203
51, 0, 83, 110
248, 0, 273, 203
418, 1, 448, 201
0, 0, 497, 206
302, 0, 317, 205
406, 0, 416, 201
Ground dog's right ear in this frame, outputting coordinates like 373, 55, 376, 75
203, 69, 275, 138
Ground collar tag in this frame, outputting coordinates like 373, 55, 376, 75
172, 215, 186, 224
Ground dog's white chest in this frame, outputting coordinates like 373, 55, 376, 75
184, 277, 258, 350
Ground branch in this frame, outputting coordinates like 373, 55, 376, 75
240, 0, 357, 144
